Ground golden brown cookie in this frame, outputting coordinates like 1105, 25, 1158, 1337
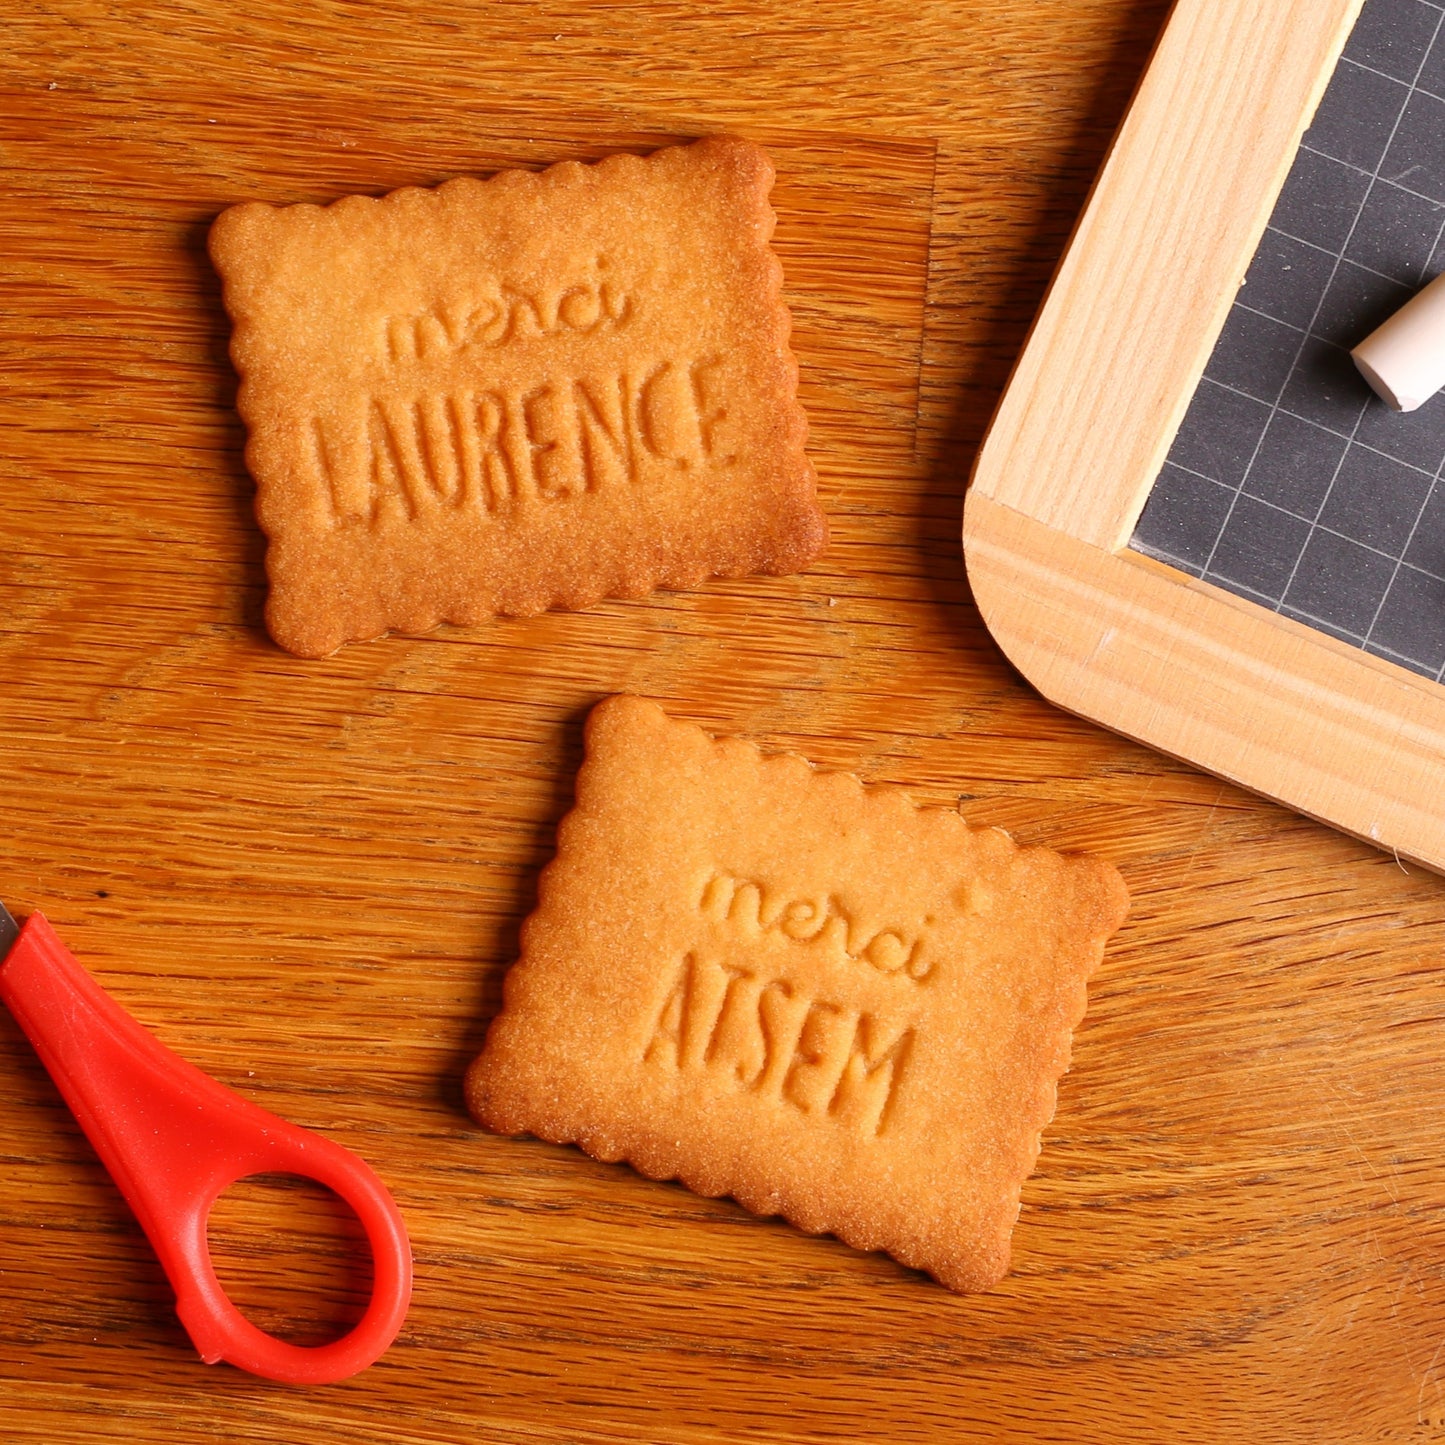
210, 138, 824, 657
466, 696, 1129, 1291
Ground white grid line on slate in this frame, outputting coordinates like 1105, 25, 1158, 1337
1297, 142, 1445, 212
1339, 52, 1445, 102
1260, 222, 1445, 292
1199, 373, 1441, 482
1159, 459, 1445, 586
1132, 531, 1442, 675
1136, 0, 1445, 684
1362, 192, 1445, 664
1268, 12, 1439, 614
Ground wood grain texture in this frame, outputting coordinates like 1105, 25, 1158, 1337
6, 2, 1445, 1443
971, 0, 1364, 548
966, 493, 1445, 870
964, 0, 1445, 878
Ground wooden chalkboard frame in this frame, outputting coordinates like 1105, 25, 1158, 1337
961, 0, 1445, 873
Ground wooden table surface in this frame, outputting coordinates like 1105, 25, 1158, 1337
5, 2, 1445, 1441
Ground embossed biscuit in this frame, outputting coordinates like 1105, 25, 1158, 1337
466, 696, 1129, 1291
210, 138, 825, 657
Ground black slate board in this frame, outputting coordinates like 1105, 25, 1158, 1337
1132, 0, 1445, 681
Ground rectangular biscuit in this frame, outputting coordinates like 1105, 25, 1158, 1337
466, 696, 1129, 1291
209, 138, 825, 657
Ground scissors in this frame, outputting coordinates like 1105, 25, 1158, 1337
0, 901, 412, 1385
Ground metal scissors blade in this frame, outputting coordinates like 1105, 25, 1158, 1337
0, 901, 18, 958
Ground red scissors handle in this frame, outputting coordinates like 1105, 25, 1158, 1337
0, 912, 412, 1385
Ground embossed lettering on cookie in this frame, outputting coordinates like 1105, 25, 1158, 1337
466, 696, 1129, 1293
209, 137, 826, 658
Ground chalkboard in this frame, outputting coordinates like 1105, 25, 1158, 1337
1133, 0, 1445, 682
964, 0, 1445, 873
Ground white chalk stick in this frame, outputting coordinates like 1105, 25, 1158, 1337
1351, 270, 1445, 413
